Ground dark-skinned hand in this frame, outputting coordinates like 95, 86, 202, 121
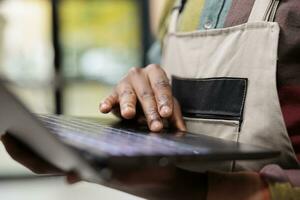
1, 134, 269, 200
0, 133, 207, 200
99, 64, 186, 132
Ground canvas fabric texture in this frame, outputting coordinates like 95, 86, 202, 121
162, 0, 299, 171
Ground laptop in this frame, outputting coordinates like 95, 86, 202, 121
0, 82, 280, 183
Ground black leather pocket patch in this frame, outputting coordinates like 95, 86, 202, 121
172, 76, 248, 122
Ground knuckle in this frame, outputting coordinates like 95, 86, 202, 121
158, 94, 171, 107
154, 79, 170, 90
146, 64, 161, 71
104, 94, 116, 105
107, 95, 115, 102
119, 88, 135, 98
145, 107, 160, 120
140, 90, 154, 100
129, 67, 142, 75
121, 102, 135, 110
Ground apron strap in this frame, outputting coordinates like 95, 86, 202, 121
168, 0, 184, 33
248, 0, 280, 22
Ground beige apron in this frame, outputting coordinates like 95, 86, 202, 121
162, 0, 299, 171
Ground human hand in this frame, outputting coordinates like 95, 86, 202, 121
99, 64, 186, 132
1, 133, 273, 200
0, 133, 206, 200
0, 133, 80, 183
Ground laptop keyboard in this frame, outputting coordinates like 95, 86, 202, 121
38, 115, 204, 157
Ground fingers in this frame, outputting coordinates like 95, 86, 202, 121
99, 65, 186, 133
116, 82, 137, 119
146, 64, 173, 118
100, 80, 138, 120
99, 91, 118, 113
129, 67, 163, 132
171, 98, 186, 131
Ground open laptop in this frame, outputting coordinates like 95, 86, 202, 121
0, 82, 280, 183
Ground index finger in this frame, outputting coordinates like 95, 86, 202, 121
146, 64, 173, 118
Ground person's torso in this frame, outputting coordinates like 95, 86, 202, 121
159, 0, 300, 162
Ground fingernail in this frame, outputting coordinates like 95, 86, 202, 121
100, 103, 109, 110
122, 107, 136, 119
150, 121, 163, 132
161, 106, 171, 116
124, 107, 134, 113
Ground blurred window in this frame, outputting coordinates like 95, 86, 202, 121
59, 0, 143, 116
0, 0, 147, 177
61, 0, 142, 85
0, 0, 54, 114
0, 0, 144, 117
0, 0, 155, 177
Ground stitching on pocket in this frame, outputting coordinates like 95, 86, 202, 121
172, 75, 246, 82
236, 78, 248, 132
184, 116, 240, 126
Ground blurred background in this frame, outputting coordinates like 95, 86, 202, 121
0, 0, 165, 199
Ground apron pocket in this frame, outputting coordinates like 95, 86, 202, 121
172, 76, 248, 137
